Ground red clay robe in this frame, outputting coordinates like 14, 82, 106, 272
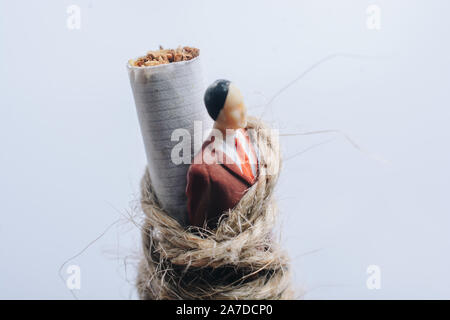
185, 129, 258, 229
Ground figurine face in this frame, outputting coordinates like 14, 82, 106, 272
215, 83, 247, 130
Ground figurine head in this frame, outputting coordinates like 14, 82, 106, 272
204, 79, 247, 131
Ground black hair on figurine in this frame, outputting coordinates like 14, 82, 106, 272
204, 79, 231, 120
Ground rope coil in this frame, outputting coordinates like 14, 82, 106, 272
137, 117, 294, 299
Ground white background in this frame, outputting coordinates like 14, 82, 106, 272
1, 0, 449, 299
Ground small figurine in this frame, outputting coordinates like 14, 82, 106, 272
186, 80, 259, 228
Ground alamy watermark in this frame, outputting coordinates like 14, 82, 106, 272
366, 264, 381, 290
66, 5, 81, 30
66, 264, 81, 290
169, 121, 280, 175
366, 4, 381, 30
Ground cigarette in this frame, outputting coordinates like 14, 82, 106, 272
127, 46, 212, 225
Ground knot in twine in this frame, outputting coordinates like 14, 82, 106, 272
137, 117, 294, 300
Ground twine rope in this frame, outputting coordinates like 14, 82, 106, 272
136, 117, 294, 300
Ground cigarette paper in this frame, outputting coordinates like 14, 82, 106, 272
127, 56, 212, 225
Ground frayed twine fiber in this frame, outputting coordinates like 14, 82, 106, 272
136, 117, 294, 300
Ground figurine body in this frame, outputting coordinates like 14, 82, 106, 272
186, 80, 259, 228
